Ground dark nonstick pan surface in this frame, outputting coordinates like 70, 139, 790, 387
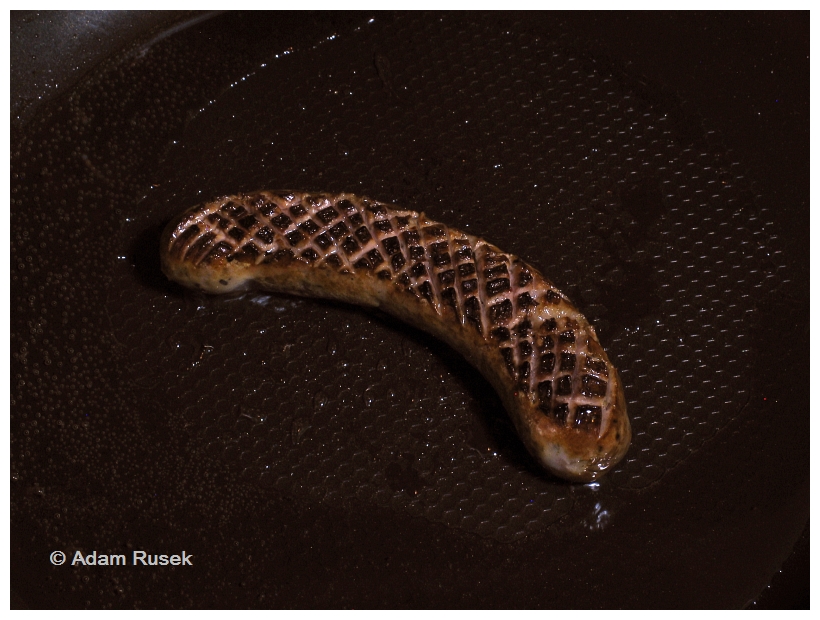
10, 12, 808, 608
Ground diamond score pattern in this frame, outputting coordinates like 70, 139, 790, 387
168, 191, 614, 435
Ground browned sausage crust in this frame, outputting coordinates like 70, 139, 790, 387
160, 191, 631, 481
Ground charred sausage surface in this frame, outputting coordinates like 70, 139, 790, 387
160, 191, 631, 481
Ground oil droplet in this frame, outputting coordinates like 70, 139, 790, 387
291, 417, 310, 445
312, 391, 331, 412
362, 384, 378, 407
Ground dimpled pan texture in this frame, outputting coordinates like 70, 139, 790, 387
161, 191, 631, 481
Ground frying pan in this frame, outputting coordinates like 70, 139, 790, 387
10, 11, 808, 608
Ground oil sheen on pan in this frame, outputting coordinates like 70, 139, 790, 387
160, 191, 631, 482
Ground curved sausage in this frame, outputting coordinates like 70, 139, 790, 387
160, 191, 631, 481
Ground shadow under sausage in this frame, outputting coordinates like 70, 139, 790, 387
130, 220, 188, 297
